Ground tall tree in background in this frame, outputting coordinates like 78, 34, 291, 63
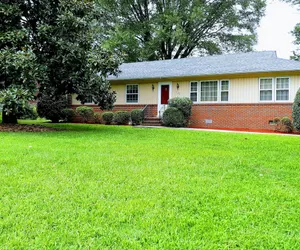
99, 0, 266, 62
0, 0, 120, 123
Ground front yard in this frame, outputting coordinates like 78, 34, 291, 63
0, 124, 300, 248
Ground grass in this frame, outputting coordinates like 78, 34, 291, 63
0, 124, 300, 249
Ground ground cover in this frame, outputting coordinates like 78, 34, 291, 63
0, 124, 299, 249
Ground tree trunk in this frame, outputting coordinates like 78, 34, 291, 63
2, 110, 18, 124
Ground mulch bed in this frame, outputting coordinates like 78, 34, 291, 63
0, 124, 62, 132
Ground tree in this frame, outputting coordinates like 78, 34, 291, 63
0, 0, 121, 124
293, 88, 300, 131
99, 0, 266, 62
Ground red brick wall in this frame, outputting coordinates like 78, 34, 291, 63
71, 104, 157, 122
189, 103, 293, 131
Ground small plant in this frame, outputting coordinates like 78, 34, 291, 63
94, 112, 102, 124
131, 109, 144, 125
162, 107, 185, 127
168, 97, 193, 120
292, 88, 300, 131
76, 106, 94, 123
37, 94, 68, 123
102, 112, 114, 125
280, 117, 293, 133
113, 111, 131, 125
61, 108, 75, 122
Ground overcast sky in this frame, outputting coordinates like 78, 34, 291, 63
255, 0, 300, 59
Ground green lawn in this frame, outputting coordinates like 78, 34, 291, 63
1, 124, 300, 249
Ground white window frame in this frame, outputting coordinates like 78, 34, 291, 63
126, 84, 139, 104
85, 96, 95, 105
220, 80, 230, 102
190, 81, 198, 103
189, 80, 230, 103
259, 77, 290, 102
275, 77, 290, 102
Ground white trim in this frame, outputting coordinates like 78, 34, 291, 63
258, 77, 290, 102
259, 77, 274, 102
158, 82, 172, 116
220, 79, 230, 102
125, 84, 139, 104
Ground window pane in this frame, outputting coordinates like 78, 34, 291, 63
221, 81, 229, 91
190, 92, 197, 102
86, 96, 93, 103
191, 82, 197, 91
260, 90, 272, 101
201, 81, 218, 102
276, 90, 289, 101
276, 78, 289, 89
126, 94, 138, 103
221, 92, 228, 102
260, 79, 272, 90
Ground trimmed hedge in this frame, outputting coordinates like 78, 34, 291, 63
102, 112, 114, 125
293, 88, 300, 131
131, 109, 144, 125
162, 107, 185, 127
168, 97, 193, 119
113, 111, 131, 125
76, 106, 94, 123
61, 108, 75, 122
94, 112, 102, 124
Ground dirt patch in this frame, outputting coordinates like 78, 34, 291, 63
0, 124, 62, 132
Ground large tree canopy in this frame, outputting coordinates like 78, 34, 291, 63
0, 0, 120, 123
99, 0, 266, 62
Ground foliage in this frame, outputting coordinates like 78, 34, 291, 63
1, 0, 121, 114
76, 106, 94, 123
18, 104, 38, 120
293, 88, 300, 130
274, 117, 294, 133
102, 112, 114, 124
61, 108, 75, 123
1, 124, 300, 248
131, 109, 144, 125
94, 112, 102, 124
100, 0, 266, 62
37, 94, 68, 123
168, 97, 193, 120
162, 107, 185, 127
113, 111, 131, 125
0, 86, 35, 123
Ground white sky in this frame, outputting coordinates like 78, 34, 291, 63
255, 0, 300, 59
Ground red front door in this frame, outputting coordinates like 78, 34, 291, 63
161, 85, 169, 104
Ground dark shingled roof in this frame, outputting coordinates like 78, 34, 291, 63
108, 51, 300, 81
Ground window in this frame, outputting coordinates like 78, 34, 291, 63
85, 96, 93, 104
190, 82, 198, 102
126, 84, 139, 103
200, 81, 218, 102
276, 77, 289, 101
220, 80, 229, 102
259, 77, 290, 102
259, 78, 273, 101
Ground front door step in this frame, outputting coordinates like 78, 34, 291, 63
142, 117, 162, 126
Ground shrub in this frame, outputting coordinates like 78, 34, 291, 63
162, 107, 185, 127
131, 109, 144, 125
102, 112, 114, 125
280, 117, 293, 133
61, 108, 75, 122
76, 106, 94, 123
113, 111, 131, 125
292, 88, 300, 131
37, 95, 67, 123
18, 104, 38, 120
94, 112, 102, 124
168, 97, 193, 119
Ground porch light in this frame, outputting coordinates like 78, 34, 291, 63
177, 83, 179, 90
152, 84, 155, 91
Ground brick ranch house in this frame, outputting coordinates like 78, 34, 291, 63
71, 51, 300, 131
